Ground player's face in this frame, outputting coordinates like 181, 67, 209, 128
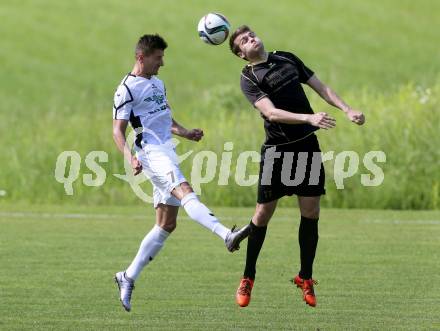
235, 31, 264, 59
141, 49, 164, 76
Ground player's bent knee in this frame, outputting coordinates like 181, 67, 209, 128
171, 182, 194, 201
159, 220, 177, 233
300, 207, 320, 219
253, 200, 277, 225
298, 197, 320, 219
180, 181, 193, 190
253, 208, 273, 226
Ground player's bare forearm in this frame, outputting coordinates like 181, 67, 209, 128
321, 86, 351, 113
113, 120, 134, 162
307, 75, 365, 125
112, 119, 143, 175
172, 118, 204, 141
320, 88, 365, 125
266, 107, 309, 124
171, 118, 190, 137
113, 133, 132, 161
255, 97, 307, 124
306, 75, 351, 112
270, 108, 336, 129
255, 96, 336, 129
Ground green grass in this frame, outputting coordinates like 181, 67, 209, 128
1, 204, 439, 330
0, 0, 439, 208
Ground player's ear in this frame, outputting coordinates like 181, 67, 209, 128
238, 51, 245, 59
135, 52, 143, 62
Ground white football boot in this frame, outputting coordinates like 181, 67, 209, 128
225, 224, 251, 252
114, 271, 135, 312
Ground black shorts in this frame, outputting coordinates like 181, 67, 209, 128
257, 134, 326, 203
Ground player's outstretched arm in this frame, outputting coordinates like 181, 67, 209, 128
171, 118, 204, 142
306, 74, 365, 125
255, 97, 336, 129
112, 119, 142, 175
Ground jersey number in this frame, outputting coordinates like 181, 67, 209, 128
167, 170, 175, 183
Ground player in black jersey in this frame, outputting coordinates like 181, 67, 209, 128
229, 25, 365, 307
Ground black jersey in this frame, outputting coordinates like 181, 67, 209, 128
240, 51, 318, 145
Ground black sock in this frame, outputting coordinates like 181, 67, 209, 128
298, 215, 319, 279
243, 221, 267, 280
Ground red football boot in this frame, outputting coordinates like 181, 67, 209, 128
293, 274, 318, 307
236, 277, 254, 307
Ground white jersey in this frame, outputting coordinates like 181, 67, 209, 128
113, 73, 172, 146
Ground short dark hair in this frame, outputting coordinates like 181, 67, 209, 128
135, 34, 168, 56
229, 25, 251, 57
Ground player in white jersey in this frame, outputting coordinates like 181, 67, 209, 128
112, 34, 251, 312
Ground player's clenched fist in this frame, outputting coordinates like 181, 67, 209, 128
346, 109, 365, 125
186, 128, 204, 141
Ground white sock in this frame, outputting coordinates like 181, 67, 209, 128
181, 192, 230, 240
125, 224, 170, 280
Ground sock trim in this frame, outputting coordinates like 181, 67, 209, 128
154, 224, 171, 239
300, 215, 319, 222
181, 192, 198, 206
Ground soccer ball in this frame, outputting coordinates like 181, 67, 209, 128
197, 13, 230, 45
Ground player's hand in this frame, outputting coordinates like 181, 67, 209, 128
346, 109, 365, 125
186, 129, 204, 142
308, 112, 336, 129
131, 156, 143, 176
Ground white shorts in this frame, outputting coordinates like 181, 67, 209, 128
136, 140, 187, 208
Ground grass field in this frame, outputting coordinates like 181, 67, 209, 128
1, 204, 439, 330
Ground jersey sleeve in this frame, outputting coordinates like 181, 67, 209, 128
283, 51, 315, 83
240, 72, 268, 106
112, 84, 134, 120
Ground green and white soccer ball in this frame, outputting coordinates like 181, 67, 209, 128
197, 12, 231, 45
